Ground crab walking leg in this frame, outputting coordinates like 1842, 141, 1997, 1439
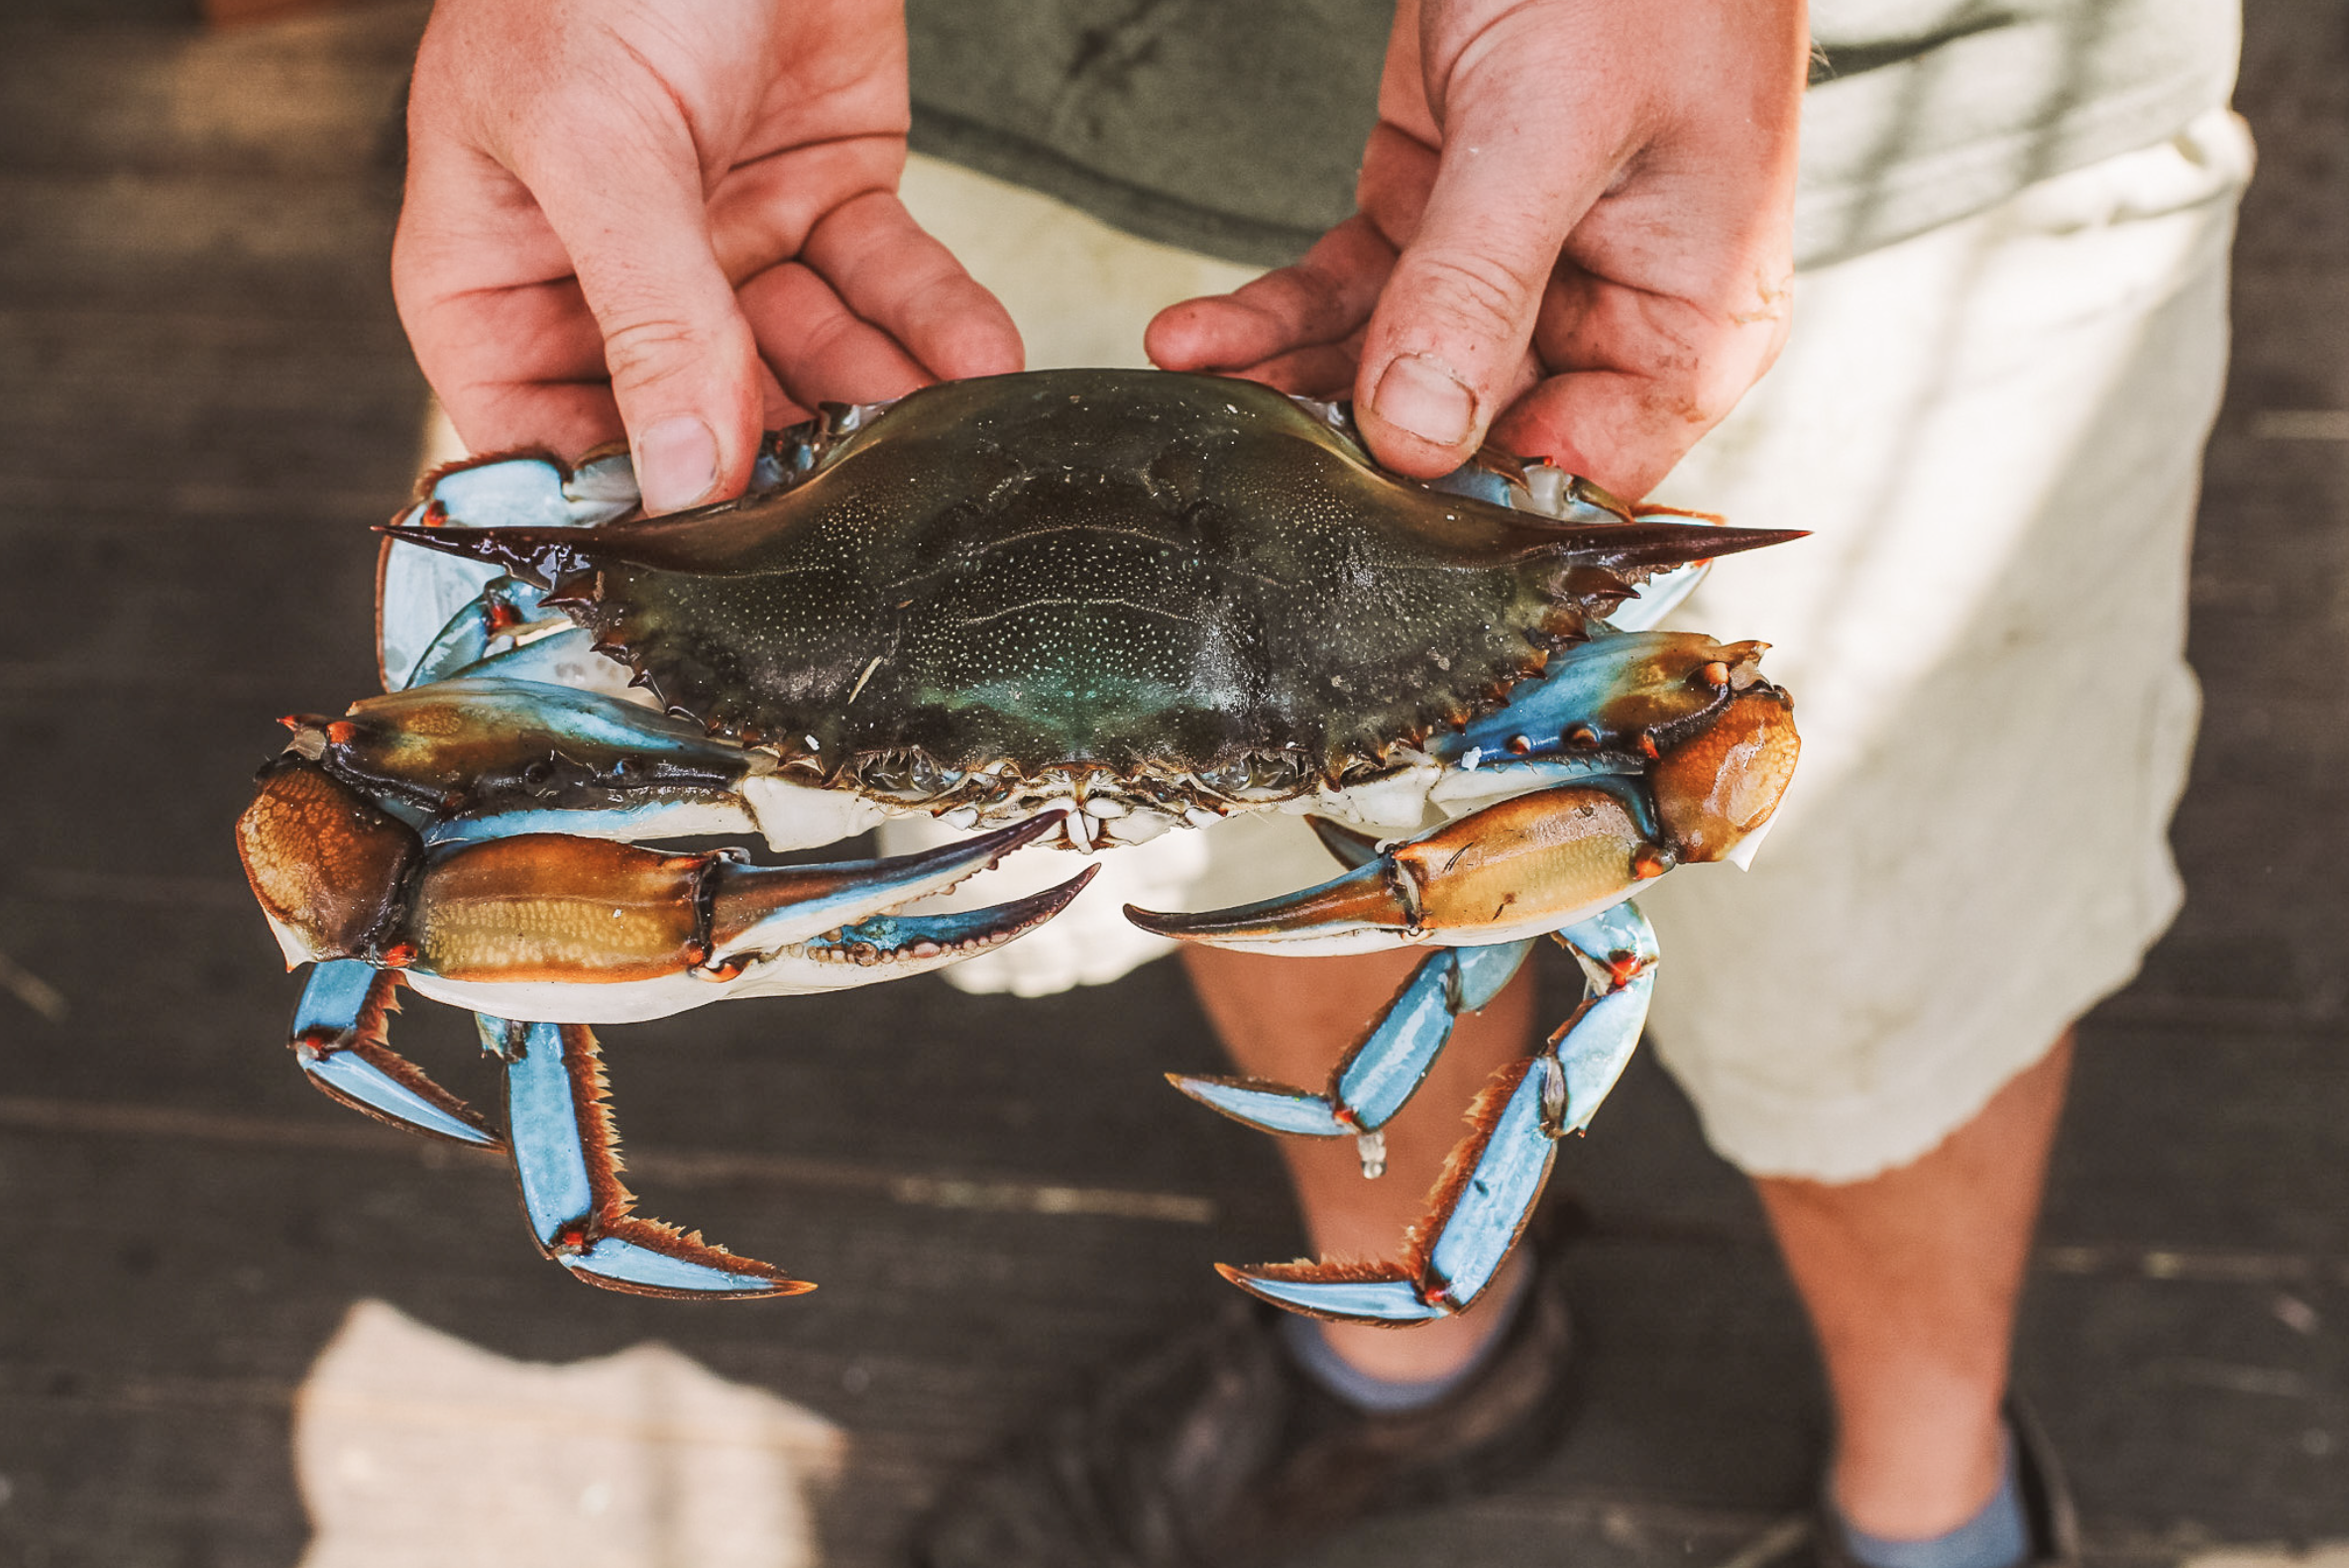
484, 1015, 808, 1299
287, 960, 501, 1147
1169, 942, 1534, 1154
281, 676, 776, 825
1548, 903, 1662, 1134
1219, 905, 1659, 1326
396, 578, 551, 691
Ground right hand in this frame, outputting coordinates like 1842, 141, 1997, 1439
393, 0, 1023, 513
1147, 0, 1808, 499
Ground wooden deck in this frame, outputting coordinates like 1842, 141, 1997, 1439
0, 3, 2343, 1563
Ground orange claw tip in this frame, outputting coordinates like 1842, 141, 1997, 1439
1121, 862, 1407, 947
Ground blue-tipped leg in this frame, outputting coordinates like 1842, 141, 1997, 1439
1418, 1057, 1565, 1306
1175, 1078, 1351, 1138
1218, 1057, 1563, 1323
289, 960, 499, 1148
1209, 903, 1659, 1326
1170, 940, 1534, 1148
1218, 1269, 1451, 1323
486, 1015, 809, 1299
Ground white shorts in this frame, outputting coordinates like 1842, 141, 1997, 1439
885, 109, 2253, 1182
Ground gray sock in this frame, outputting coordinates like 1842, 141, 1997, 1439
1836, 1430, 2030, 1568
1278, 1258, 1534, 1414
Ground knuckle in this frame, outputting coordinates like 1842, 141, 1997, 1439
599, 308, 740, 392
1398, 246, 1544, 345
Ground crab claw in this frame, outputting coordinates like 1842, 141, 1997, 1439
487, 1015, 809, 1299
406, 810, 1064, 987
1170, 940, 1533, 1143
288, 961, 500, 1147
398, 814, 1079, 1022
1126, 784, 1659, 955
727, 863, 1101, 995
704, 809, 1066, 955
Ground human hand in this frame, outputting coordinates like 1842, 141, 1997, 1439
392, 0, 1022, 512
1146, 0, 1807, 498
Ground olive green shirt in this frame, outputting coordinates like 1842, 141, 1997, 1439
905, 0, 2240, 270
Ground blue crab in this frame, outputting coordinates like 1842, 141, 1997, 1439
236, 370, 1799, 1317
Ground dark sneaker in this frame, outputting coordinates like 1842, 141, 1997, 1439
2005, 1394, 2082, 1568
913, 1248, 1579, 1568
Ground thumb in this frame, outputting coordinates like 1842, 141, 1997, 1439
1353, 44, 1621, 477
524, 123, 764, 513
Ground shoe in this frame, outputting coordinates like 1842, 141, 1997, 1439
1809, 1394, 2080, 1568
913, 1245, 1579, 1568
2003, 1394, 2082, 1568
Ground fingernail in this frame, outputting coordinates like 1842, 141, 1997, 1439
636, 415, 718, 513
1372, 353, 1478, 448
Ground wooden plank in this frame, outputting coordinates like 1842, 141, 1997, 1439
0, 0, 2346, 1561
0, 5, 420, 178
0, 172, 400, 314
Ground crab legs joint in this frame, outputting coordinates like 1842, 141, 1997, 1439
290, 960, 498, 1147
487, 1015, 806, 1298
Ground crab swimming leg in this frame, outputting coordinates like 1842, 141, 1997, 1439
286, 960, 501, 1147
1214, 904, 1659, 1326
482, 1015, 807, 1299
1169, 819, 1535, 1170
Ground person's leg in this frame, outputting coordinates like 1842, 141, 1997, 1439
1180, 945, 1537, 1383
1757, 1035, 2072, 1540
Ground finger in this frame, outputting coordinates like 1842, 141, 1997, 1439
803, 190, 1024, 383
737, 261, 934, 409
1225, 341, 1365, 399
516, 107, 765, 514
392, 266, 622, 456
393, 124, 626, 456
1353, 47, 1628, 477
1145, 215, 1395, 373
1495, 271, 1790, 498
755, 359, 806, 432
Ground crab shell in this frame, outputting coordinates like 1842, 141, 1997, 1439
387, 371, 1795, 836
